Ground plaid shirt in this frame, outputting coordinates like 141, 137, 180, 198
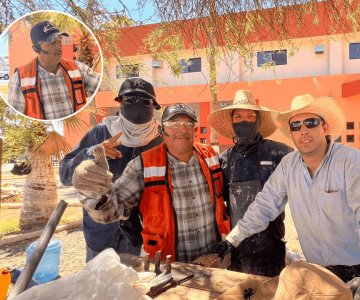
86, 151, 218, 263
8, 61, 100, 120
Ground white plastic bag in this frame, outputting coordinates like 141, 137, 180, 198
12, 248, 150, 300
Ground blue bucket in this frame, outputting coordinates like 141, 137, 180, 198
26, 239, 61, 284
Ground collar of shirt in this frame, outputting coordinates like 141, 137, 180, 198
37, 63, 62, 77
167, 151, 197, 166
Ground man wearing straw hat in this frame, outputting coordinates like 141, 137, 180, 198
216, 94, 360, 297
208, 90, 292, 277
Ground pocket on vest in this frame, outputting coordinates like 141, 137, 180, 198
142, 232, 166, 256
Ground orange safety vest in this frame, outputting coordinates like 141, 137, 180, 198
16, 58, 87, 119
139, 142, 230, 261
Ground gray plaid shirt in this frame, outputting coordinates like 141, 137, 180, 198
85, 151, 218, 262
8, 61, 100, 120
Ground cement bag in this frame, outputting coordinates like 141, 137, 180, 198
11, 248, 151, 300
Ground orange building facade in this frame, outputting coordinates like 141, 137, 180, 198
58, 8, 360, 151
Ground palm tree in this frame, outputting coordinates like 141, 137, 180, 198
20, 133, 70, 231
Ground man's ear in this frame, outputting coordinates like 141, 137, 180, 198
158, 125, 164, 135
322, 122, 330, 134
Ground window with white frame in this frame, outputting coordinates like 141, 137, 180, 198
116, 64, 140, 79
180, 58, 201, 73
257, 50, 287, 67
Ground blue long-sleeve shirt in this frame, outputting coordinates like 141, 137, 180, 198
60, 123, 162, 252
227, 139, 360, 266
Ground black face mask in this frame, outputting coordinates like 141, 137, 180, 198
120, 102, 154, 124
232, 121, 259, 144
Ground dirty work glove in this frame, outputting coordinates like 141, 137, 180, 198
347, 277, 360, 300
72, 145, 113, 199
216, 240, 235, 261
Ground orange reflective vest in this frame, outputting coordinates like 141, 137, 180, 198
16, 58, 86, 119
139, 142, 230, 261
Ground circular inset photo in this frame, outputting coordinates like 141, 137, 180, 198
0, 10, 103, 121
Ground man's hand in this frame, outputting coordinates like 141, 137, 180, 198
72, 145, 113, 199
101, 132, 123, 159
216, 240, 235, 261
347, 277, 360, 300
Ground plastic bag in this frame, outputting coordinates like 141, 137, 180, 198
11, 249, 151, 300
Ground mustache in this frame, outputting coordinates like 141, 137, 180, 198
175, 132, 191, 139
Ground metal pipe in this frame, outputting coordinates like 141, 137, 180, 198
154, 251, 161, 275
9, 200, 68, 298
165, 255, 171, 274
144, 253, 150, 271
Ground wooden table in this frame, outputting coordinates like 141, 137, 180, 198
120, 254, 269, 299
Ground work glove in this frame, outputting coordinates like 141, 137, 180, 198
72, 145, 113, 199
347, 277, 360, 300
285, 247, 306, 264
216, 240, 235, 261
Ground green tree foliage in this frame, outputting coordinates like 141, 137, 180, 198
0, 97, 48, 162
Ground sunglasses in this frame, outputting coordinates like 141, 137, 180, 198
121, 96, 153, 105
163, 120, 196, 128
289, 118, 324, 132
123, 99, 153, 105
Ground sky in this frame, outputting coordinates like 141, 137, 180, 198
0, 34, 8, 57
106, 0, 158, 24
0, 1, 157, 57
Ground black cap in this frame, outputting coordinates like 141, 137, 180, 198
116, 77, 160, 110
162, 103, 198, 122
30, 21, 69, 44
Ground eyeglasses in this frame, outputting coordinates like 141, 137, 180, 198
289, 118, 324, 132
163, 120, 196, 128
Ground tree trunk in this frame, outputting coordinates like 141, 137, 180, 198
20, 152, 58, 231
209, 0, 219, 151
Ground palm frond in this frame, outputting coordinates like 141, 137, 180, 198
62, 116, 89, 133
32, 131, 72, 161
84, 105, 107, 118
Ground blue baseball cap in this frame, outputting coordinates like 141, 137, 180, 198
30, 21, 69, 44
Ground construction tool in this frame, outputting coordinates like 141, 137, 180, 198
147, 272, 194, 298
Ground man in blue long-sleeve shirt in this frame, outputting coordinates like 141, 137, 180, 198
217, 94, 360, 297
60, 77, 162, 262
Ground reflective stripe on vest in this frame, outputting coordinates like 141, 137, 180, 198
17, 58, 87, 119
139, 142, 230, 261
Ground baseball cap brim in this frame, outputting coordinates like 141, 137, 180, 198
115, 90, 161, 110
162, 110, 197, 122
42, 32, 69, 43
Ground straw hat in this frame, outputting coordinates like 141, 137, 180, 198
218, 261, 352, 300
275, 94, 345, 140
207, 90, 277, 140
